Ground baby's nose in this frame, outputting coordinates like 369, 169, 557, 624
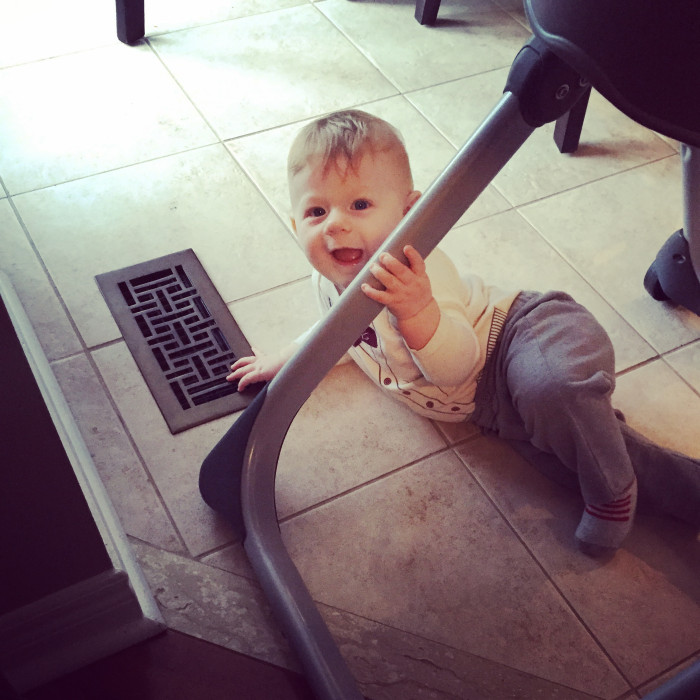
324, 209, 349, 235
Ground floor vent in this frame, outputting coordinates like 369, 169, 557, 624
96, 250, 258, 433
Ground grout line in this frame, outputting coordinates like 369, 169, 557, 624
513, 150, 681, 213
144, 37, 225, 145
277, 443, 457, 526
0, 39, 123, 73
226, 274, 312, 307
659, 343, 700, 401
5, 142, 220, 199
309, 1, 403, 97
218, 137, 300, 243
614, 355, 664, 378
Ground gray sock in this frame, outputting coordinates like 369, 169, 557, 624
575, 478, 638, 556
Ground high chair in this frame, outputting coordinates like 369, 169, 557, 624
198, 1, 700, 698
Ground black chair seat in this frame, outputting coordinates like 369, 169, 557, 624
526, 0, 700, 147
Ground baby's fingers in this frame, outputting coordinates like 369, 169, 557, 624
227, 364, 258, 390
376, 252, 411, 278
361, 282, 390, 305
229, 356, 254, 372
229, 347, 261, 371
369, 260, 398, 289
235, 372, 257, 392
403, 245, 426, 274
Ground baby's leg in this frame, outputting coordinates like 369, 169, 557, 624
619, 421, 700, 527
504, 422, 700, 527
476, 292, 638, 554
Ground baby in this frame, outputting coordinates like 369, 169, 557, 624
228, 109, 700, 557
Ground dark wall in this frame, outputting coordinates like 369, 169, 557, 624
0, 298, 111, 615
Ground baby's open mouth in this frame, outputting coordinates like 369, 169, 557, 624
332, 248, 363, 264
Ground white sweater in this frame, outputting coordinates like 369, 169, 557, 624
301, 248, 518, 421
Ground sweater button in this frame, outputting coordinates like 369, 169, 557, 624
383, 378, 392, 385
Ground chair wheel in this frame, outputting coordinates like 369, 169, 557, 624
643, 263, 670, 301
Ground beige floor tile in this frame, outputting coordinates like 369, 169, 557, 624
456, 435, 700, 687
228, 278, 318, 355
664, 340, 700, 394
201, 542, 258, 580
0, 0, 118, 68
614, 359, 700, 459
0, 44, 217, 194
92, 342, 241, 556
520, 158, 700, 353
0, 199, 81, 361
440, 209, 656, 371
282, 449, 628, 697
13, 145, 309, 348
407, 70, 676, 206
319, 0, 530, 93
490, 0, 529, 27
276, 363, 446, 518
432, 418, 482, 445
150, 5, 397, 140
227, 94, 511, 231
52, 352, 185, 553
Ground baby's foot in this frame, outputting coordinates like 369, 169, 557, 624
575, 479, 637, 557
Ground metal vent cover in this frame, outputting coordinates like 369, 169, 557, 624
96, 249, 258, 433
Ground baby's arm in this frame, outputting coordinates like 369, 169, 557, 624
362, 245, 440, 350
227, 342, 298, 392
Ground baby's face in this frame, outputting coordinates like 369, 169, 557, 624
290, 150, 420, 290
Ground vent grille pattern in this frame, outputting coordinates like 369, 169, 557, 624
117, 264, 239, 410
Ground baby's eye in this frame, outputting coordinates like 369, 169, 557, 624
306, 206, 326, 218
352, 199, 371, 211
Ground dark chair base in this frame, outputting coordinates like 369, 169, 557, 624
554, 85, 591, 153
116, 0, 145, 44
415, 0, 442, 25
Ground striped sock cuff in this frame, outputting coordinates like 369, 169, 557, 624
584, 492, 635, 522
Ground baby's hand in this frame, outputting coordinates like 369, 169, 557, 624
227, 349, 286, 392
362, 245, 433, 320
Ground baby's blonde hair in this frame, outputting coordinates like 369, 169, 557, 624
287, 109, 413, 186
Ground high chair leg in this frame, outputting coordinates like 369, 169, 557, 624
116, 0, 145, 44
554, 85, 591, 153
415, 0, 442, 25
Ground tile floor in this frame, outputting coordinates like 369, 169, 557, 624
2, 1, 700, 698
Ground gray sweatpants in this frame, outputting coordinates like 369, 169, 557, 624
471, 291, 700, 526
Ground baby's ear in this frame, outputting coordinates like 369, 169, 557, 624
404, 190, 422, 214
